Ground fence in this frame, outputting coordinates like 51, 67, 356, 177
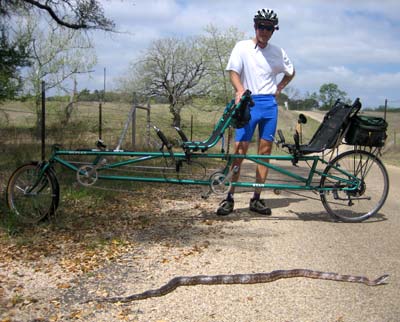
0, 84, 225, 168
0, 88, 157, 153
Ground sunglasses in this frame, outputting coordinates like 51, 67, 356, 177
257, 24, 275, 31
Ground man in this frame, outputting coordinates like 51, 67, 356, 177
217, 8, 295, 216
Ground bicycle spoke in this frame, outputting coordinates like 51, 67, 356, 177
320, 150, 389, 222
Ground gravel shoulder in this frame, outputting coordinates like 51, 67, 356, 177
1, 161, 399, 322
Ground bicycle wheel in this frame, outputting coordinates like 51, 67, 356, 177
320, 150, 389, 222
6, 162, 60, 224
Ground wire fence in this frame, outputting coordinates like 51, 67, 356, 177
0, 95, 226, 164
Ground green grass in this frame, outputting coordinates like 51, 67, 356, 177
363, 110, 400, 167
1, 99, 398, 175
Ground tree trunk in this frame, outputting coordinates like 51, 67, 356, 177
171, 110, 181, 128
63, 78, 78, 125
169, 102, 182, 128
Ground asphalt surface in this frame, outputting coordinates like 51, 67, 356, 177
63, 161, 400, 322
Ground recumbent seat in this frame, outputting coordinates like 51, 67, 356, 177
295, 99, 360, 155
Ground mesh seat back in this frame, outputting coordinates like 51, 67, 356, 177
303, 101, 354, 152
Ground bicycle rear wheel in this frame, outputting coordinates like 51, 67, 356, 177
320, 150, 389, 222
6, 162, 59, 224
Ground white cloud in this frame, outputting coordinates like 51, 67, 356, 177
77, 0, 400, 107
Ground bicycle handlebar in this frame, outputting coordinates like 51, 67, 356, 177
240, 89, 254, 107
153, 126, 173, 150
352, 97, 362, 115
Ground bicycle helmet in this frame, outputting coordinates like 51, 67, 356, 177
254, 8, 279, 30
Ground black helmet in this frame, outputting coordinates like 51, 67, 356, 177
254, 8, 279, 29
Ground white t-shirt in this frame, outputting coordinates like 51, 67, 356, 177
226, 39, 294, 95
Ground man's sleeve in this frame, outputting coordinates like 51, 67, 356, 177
226, 42, 242, 75
281, 48, 294, 76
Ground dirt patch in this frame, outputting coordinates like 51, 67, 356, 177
0, 183, 227, 321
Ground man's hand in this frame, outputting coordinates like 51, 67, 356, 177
275, 69, 295, 97
235, 89, 246, 104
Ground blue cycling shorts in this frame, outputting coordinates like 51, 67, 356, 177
235, 94, 278, 142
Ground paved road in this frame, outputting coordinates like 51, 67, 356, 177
65, 160, 400, 322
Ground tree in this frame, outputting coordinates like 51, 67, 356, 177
1, 0, 115, 31
0, 27, 30, 101
200, 25, 244, 104
318, 83, 348, 110
0, 0, 114, 101
124, 37, 208, 127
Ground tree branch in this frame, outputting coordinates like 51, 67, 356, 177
21, 0, 115, 31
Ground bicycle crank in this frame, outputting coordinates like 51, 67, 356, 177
76, 165, 98, 186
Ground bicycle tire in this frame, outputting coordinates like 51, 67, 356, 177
320, 149, 389, 222
6, 162, 60, 224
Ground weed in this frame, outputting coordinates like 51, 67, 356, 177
0, 205, 24, 236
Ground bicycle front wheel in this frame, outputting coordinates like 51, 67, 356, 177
6, 162, 59, 224
320, 150, 389, 222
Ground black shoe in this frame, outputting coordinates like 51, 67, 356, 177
249, 198, 271, 216
216, 199, 234, 216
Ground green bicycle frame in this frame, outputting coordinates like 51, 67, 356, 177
47, 148, 360, 193
40, 92, 360, 194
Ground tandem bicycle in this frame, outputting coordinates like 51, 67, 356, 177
6, 90, 389, 223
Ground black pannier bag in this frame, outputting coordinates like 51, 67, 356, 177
231, 99, 252, 129
345, 115, 388, 147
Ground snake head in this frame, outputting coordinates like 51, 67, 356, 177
372, 274, 389, 285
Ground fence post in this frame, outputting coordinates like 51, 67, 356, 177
146, 101, 151, 147
98, 102, 102, 139
41, 81, 46, 161
131, 92, 137, 148
190, 115, 193, 141
384, 99, 387, 122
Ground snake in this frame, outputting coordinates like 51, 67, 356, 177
88, 269, 388, 303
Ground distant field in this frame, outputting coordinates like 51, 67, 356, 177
0, 100, 398, 171
0, 99, 319, 153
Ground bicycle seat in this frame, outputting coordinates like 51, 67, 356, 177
179, 90, 254, 153
283, 99, 361, 155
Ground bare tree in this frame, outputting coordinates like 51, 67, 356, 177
0, 0, 114, 101
201, 25, 244, 104
18, 13, 96, 131
126, 37, 208, 127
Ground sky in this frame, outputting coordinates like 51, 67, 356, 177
80, 0, 400, 108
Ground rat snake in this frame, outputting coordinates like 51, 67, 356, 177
89, 269, 388, 303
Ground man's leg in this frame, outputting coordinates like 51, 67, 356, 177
228, 141, 250, 194
216, 141, 249, 216
254, 138, 273, 194
250, 138, 273, 215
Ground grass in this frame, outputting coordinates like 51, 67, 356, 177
1, 99, 399, 206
